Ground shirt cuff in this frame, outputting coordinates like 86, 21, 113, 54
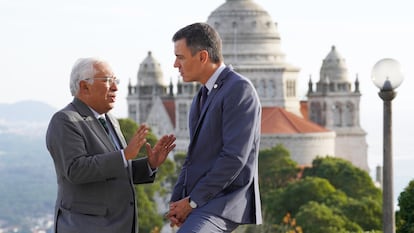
147, 163, 158, 176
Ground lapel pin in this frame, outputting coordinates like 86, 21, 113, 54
213, 84, 218, 89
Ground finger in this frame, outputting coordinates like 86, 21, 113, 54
145, 142, 151, 154
169, 216, 179, 226
135, 125, 148, 137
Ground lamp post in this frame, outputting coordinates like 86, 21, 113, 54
371, 58, 404, 233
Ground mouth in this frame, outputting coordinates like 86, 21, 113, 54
108, 94, 116, 102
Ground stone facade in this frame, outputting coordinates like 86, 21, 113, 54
126, 0, 368, 171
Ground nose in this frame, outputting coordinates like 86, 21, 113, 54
110, 81, 118, 91
173, 58, 180, 68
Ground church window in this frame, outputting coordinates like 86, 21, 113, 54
310, 102, 324, 126
286, 80, 296, 97
332, 103, 342, 127
256, 79, 264, 96
268, 80, 275, 97
344, 102, 354, 126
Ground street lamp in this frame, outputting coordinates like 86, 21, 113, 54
371, 58, 404, 233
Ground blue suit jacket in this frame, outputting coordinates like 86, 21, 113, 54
171, 67, 262, 224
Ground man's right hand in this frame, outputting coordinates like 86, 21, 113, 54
124, 124, 149, 160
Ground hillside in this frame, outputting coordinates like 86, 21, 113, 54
0, 101, 57, 226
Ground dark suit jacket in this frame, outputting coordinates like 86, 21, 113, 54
46, 98, 155, 233
170, 67, 263, 224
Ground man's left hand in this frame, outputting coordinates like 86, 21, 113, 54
146, 134, 176, 169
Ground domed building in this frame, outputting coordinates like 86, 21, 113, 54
126, 0, 368, 171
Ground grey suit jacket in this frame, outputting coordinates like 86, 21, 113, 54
170, 67, 263, 224
46, 98, 155, 233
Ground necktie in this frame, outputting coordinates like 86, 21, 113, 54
98, 117, 120, 149
200, 86, 209, 111
98, 117, 110, 134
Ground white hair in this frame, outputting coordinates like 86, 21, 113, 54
69, 57, 107, 96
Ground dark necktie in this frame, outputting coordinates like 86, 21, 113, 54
98, 117, 110, 134
98, 117, 120, 149
200, 86, 208, 111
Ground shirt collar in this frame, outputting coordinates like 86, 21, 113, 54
205, 63, 226, 93
89, 107, 104, 119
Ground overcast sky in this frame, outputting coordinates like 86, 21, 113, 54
1, 0, 413, 202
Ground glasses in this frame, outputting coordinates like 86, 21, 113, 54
86, 77, 120, 86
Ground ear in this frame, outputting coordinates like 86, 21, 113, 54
78, 80, 91, 95
199, 50, 209, 64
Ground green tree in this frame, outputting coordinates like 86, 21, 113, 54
295, 201, 362, 233
118, 118, 175, 232
257, 145, 300, 226
341, 196, 382, 230
118, 118, 158, 157
259, 154, 382, 232
396, 179, 414, 233
259, 145, 300, 192
303, 157, 381, 201
269, 177, 339, 220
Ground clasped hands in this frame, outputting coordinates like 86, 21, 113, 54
124, 124, 176, 168
167, 197, 193, 228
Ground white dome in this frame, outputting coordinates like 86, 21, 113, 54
207, 0, 286, 67
137, 51, 165, 86
319, 46, 349, 83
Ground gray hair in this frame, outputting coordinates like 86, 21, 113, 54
69, 57, 104, 96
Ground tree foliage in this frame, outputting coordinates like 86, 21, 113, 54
267, 176, 342, 221
396, 179, 414, 233
118, 118, 175, 232
118, 118, 158, 157
303, 156, 381, 201
256, 145, 383, 232
295, 201, 362, 233
259, 145, 300, 192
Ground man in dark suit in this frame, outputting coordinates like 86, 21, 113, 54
167, 22, 262, 232
46, 57, 176, 233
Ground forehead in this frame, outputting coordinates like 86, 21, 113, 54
174, 38, 191, 54
93, 61, 113, 77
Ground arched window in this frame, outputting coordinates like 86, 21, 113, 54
344, 102, 354, 126
332, 102, 342, 127
311, 102, 323, 126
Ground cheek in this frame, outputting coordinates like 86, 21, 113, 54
183, 60, 196, 72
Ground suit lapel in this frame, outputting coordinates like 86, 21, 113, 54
71, 98, 116, 151
105, 113, 127, 149
189, 67, 233, 150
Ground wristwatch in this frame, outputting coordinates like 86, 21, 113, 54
189, 197, 198, 208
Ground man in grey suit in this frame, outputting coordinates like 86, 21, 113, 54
167, 23, 262, 232
46, 57, 176, 233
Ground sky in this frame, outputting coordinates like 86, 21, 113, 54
1, 0, 413, 204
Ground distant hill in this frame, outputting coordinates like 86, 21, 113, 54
0, 100, 56, 122
0, 100, 57, 227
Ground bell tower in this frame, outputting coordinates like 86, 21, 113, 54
307, 46, 368, 171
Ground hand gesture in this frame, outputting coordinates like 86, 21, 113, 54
146, 134, 176, 169
124, 124, 149, 160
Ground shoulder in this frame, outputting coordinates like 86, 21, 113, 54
226, 71, 256, 93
